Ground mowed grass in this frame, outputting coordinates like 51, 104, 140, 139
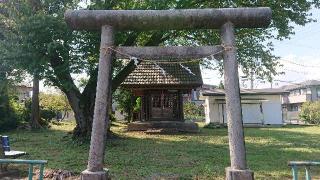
3, 121, 320, 179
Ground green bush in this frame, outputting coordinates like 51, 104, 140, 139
113, 89, 136, 122
25, 97, 56, 127
133, 97, 141, 113
299, 101, 320, 125
40, 109, 56, 121
0, 96, 26, 131
184, 102, 205, 121
0, 76, 28, 131
109, 113, 116, 122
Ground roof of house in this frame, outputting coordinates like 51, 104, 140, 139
202, 88, 287, 96
121, 61, 203, 89
15, 85, 32, 90
200, 84, 216, 90
281, 80, 320, 91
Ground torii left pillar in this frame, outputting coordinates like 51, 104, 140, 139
81, 25, 114, 180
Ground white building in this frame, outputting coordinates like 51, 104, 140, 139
201, 88, 286, 126
15, 85, 32, 102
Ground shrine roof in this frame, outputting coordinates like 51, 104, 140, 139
121, 61, 203, 89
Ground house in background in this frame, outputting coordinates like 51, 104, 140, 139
281, 80, 320, 123
201, 88, 287, 126
15, 85, 33, 102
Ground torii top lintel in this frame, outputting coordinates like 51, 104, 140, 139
65, 7, 272, 31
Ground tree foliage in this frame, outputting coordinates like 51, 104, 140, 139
1, 0, 319, 137
0, 78, 28, 131
39, 93, 71, 116
184, 102, 205, 121
299, 101, 320, 125
113, 89, 136, 122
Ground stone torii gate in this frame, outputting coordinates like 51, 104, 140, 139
65, 8, 271, 180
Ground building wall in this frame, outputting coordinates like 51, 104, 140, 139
282, 85, 320, 122
204, 94, 283, 125
204, 97, 219, 124
284, 86, 320, 104
310, 86, 319, 101
15, 86, 32, 102
262, 101, 283, 124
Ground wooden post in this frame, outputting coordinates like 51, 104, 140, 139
81, 25, 114, 180
0, 136, 4, 172
178, 90, 184, 121
220, 22, 253, 180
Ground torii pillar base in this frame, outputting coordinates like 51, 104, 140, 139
80, 169, 109, 180
226, 167, 254, 180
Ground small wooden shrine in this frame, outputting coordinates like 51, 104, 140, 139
121, 61, 203, 122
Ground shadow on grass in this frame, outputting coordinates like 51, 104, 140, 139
245, 127, 320, 148
107, 125, 320, 179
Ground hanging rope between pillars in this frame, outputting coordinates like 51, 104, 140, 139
100, 45, 232, 76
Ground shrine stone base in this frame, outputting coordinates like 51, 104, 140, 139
80, 169, 109, 180
226, 167, 254, 180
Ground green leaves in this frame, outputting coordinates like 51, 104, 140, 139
299, 101, 320, 124
39, 93, 71, 113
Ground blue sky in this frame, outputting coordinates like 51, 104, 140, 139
273, 9, 320, 57
203, 8, 320, 89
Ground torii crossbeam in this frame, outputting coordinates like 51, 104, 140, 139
65, 7, 272, 180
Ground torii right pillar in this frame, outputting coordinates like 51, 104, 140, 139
221, 22, 253, 180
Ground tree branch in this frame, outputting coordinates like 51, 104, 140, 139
49, 53, 81, 97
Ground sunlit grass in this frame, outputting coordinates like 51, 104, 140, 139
3, 121, 320, 179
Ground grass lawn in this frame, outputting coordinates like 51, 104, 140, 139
3, 121, 320, 179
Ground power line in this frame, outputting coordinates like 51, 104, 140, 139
282, 68, 309, 75
278, 41, 317, 50
279, 59, 320, 68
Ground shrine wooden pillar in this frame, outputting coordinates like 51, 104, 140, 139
177, 90, 184, 121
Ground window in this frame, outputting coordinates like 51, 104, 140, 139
307, 88, 312, 94
290, 91, 295, 96
288, 105, 299, 112
292, 90, 300, 96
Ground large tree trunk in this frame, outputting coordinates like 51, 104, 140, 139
30, 75, 41, 129
56, 75, 97, 139
65, 90, 89, 137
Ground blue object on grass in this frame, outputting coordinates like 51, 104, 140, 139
1, 136, 10, 151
